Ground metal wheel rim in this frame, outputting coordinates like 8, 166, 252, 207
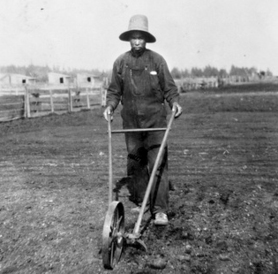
102, 201, 125, 269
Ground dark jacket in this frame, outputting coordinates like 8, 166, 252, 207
107, 49, 179, 128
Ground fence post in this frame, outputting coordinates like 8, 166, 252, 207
101, 78, 108, 107
86, 87, 90, 109
68, 87, 73, 112
50, 89, 54, 113
24, 84, 31, 118
101, 88, 107, 107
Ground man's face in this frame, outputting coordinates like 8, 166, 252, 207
129, 31, 146, 51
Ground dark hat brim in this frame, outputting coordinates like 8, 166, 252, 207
119, 30, 156, 43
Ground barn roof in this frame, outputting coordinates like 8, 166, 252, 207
0, 73, 36, 81
48, 72, 72, 78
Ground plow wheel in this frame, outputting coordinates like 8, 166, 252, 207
102, 201, 125, 269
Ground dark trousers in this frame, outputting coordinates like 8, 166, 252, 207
125, 130, 169, 215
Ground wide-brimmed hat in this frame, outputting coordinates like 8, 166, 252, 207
119, 14, 156, 43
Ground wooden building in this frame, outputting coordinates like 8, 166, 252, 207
76, 73, 98, 88
48, 72, 72, 85
0, 73, 36, 86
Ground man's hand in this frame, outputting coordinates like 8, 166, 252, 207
103, 105, 114, 121
172, 102, 182, 118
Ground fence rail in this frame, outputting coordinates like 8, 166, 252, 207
0, 84, 107, 122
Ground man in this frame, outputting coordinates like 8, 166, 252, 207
103, 14, 182, 225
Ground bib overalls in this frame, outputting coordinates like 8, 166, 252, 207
120, 52, 169, 215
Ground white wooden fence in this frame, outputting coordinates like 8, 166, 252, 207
0, 83, 107, 122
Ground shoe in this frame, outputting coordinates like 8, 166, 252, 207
131, 206, 141, 213
154, 212, 168, 226
131, 203, 149, 214
113, 177, 131, 197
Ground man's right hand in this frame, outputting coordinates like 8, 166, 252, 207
103, 105, 113, 122
172, 102, 183, 118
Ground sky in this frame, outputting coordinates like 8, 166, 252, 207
0, 0, 278, 74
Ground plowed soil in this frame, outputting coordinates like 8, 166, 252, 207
0, 85, 278, 274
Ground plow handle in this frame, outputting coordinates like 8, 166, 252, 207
107, 114, 113, 205
133, 108, 176, 235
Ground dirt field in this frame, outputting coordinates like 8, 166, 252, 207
0, 85, 278, 274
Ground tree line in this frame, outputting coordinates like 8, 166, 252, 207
0, 64, 273, 82
170, 65, 273, 79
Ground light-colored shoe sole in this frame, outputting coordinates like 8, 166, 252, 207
131, 207, 141, 213
153, 220, 168, 226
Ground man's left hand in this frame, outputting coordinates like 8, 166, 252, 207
172, 102, 183, 118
